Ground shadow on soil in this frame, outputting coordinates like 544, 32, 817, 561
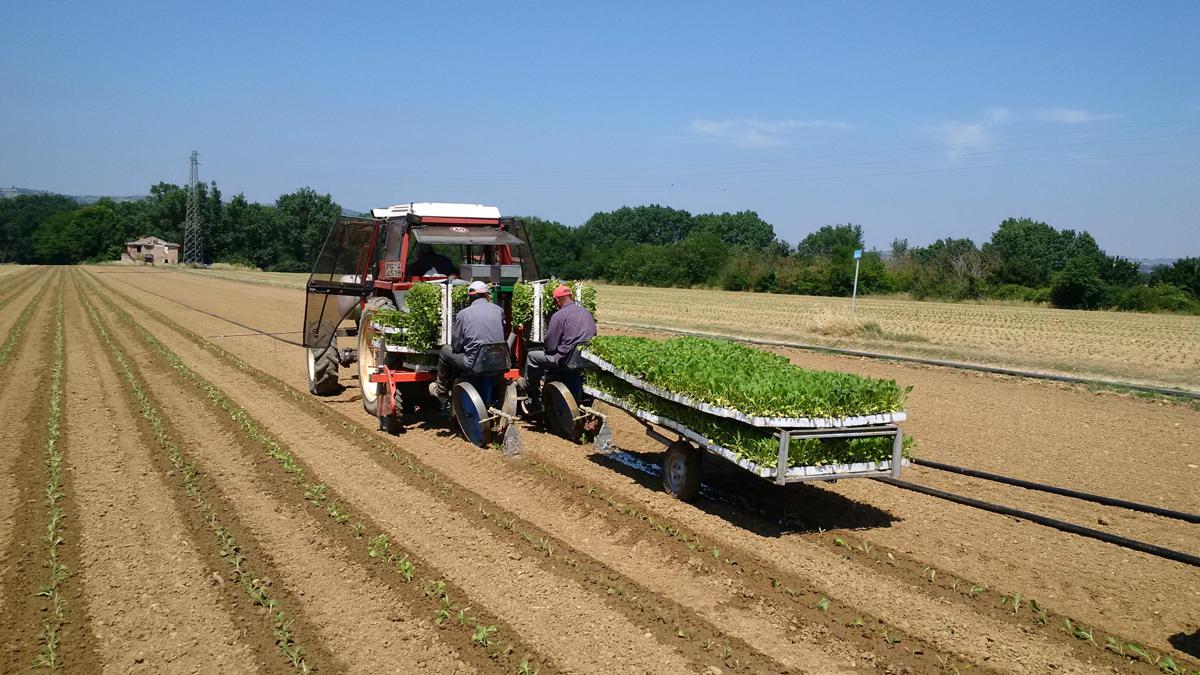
587, 446, 899, 538
1170, 630, 1200, 658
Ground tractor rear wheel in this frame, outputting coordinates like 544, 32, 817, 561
358, 295, 398, 416
307, 342, 341, 395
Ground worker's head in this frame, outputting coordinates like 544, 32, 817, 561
552, 285, 573, 308
413, 244, 433, 258
467, 280, 490, 300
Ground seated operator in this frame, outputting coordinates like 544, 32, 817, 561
523, 285, 597, 414
429, 280, 504, 404
411, 244, 456, 277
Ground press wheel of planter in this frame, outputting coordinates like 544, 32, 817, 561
663, 440, 702, 502
358, 295, 397, 415
544, 381, 581, 440
498, 382, 518, 431
452, 381, 492, 448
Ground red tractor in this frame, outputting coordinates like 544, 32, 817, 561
302, 203, 538, 447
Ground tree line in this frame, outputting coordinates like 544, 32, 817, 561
2, 186, 1197, 313
525, 206, 1199, 313
0, 183, 340, 271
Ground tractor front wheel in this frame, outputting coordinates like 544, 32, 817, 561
307, 341, 341, 395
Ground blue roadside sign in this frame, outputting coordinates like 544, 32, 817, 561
853, 249, 863, 259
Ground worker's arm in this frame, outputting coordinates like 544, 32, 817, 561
544, 312, 563, 355
451, 315, 465, 353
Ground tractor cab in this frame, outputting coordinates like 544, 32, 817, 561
302, 202, 537, 446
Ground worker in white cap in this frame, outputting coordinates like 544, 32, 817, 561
429, 280, 504, 403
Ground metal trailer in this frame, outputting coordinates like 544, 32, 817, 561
579, 350, 908, 501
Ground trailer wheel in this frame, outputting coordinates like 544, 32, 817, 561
306, 342, 341, 395
358, 296, 397, 415
663, 440, 701, 501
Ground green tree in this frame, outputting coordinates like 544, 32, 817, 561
275, 187, 342, 268
794, 224, 864, 259
1050, 256, 1110, 309
693, 211, 776, 249
32, 201, 123, 263
0, 193, 78, 263
578, 205, 695, 249
520, 215, 583, 278
1149, 257, 1200, 298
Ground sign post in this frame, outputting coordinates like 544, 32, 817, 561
851, 248, 863, 317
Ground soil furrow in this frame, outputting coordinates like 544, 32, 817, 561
90, 269, 1096, 672
87, 289, 482, 674
89, 276, 707, 674
0, 273, 68, 670
0, 270, 52, 371
61, 275, 266, 672
76, 283, 336, 673
90, 267, 1200, 670
87, 272, 995, 672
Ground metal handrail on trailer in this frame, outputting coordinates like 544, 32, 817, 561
579, 346, 909, 499
585, 387, 907, 488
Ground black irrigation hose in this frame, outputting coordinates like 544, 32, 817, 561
913, 458, 1200, 524
874, 477, 1200, 568
600, 321, 1200, 401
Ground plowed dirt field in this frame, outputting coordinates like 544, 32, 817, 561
1, 266, 1196, 673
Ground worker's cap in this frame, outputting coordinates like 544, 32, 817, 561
552, 285, 573, 299
467, 280, 490, 295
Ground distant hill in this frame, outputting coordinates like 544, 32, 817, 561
1, 186, 145, 204
1135, 258, 1178, 273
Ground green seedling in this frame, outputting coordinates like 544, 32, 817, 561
516, 660, 538, 675
368, 533, 391, 559
968, 585, 985, 598
816, 597, 830, 612
847, 617, 864, 628
472, 623, 498, 647
1104, 636, 1124, 655
711, 546, 720, 559
1127, 642, 1153, 663
834, 536, 851, 549
351, 522, 365, 538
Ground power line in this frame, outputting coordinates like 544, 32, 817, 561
182, 150, 203, 265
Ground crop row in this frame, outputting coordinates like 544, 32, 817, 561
0, 278, 49, 370
86, 270, 1198, 674
87, 273, 815, 672
90, 283, 546, 673
31, 286, 66, 670
77, 286, 313, 672
84, 271, 957, 672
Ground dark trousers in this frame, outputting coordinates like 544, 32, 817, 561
436, 344, 469, 389
523, 350, 559, 404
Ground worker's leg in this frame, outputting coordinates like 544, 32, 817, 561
523, 350, 558, 411
431, 344, 467, 400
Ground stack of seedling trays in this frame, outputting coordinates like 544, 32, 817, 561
580, 336, 911, 486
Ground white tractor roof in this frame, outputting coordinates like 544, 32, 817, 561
370, 202, 501, 220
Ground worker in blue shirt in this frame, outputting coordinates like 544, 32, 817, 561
522, 285, 596, 414
429, 280, 504, 403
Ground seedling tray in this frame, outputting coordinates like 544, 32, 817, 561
580, 350, 906, 429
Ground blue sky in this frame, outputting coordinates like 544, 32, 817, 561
2, 1, 1197, 257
